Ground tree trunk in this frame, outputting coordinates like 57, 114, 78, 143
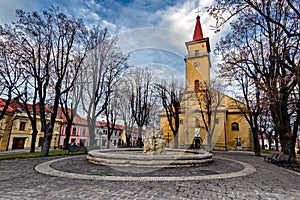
64, 123, 72, 150
88, 117, 96, 147
126, 133, 131, 147
106, 135, 111, 149
137, 125, 143, 147
41, 134, 52, 157
271, 102, 293, 155
252, 129, 261, 156
281, 135, 295, 156
30, 129, 38, 153
173, 131, 178, 149
207, 131, 212, 152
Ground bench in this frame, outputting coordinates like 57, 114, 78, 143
263, 153, 279, 163
68, 146, 88, 155
264, 153, 294, 166
276, 154, 294, 166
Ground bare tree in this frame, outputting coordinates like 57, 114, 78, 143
129, 68, 157, 147
258, 110, 275, 150
59, 72, 83, 149
6, 7, 89, 156
0, 26, 41, 152
0, 32, 23, 119
155, 79, 184, 148
104, 89, 120, 149
213, 1, 299, 156
81, 27, 128, 146
209, 0, 299, 38
194, 79, 225, 152
223, 70, 262, 156
16, 82, 40, 153
118, 78, 136, 147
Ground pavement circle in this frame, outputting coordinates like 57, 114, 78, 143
35, 155, 256, 182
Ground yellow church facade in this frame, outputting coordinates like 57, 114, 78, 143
160, 15, 252, 151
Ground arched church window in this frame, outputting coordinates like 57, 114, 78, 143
231, 122, 239, 131
194, 80, 199, 90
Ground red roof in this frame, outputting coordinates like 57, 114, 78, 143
0, 99, 15, 112
193, 15, 204, 41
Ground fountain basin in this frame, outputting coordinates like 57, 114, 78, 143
87, 148, 213, 168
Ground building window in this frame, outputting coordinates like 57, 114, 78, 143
194, 80, 200, 90
72, 127, 77, 135
19, 121, 26, 131
38, 137, 44, 147
180, 119, 184, 125
195, 118, 200, 128
231, 122, 239, 131
215, 118, 219, 124
195, 50, 199, 56
82, 128, 86, 136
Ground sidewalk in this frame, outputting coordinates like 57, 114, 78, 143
0, 147, 45, 155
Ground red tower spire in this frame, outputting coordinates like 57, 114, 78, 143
193, 15, 203, 41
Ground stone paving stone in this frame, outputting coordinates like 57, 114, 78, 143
0, 152, 299, 199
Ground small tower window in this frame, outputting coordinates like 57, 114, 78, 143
194, 80, 200, 90
19, 121, 26, 131
231, 122, 239, 131
195, 50, 199, 56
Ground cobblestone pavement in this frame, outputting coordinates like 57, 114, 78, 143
0, 151, 299, 200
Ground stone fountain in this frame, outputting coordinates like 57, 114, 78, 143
143, 130, 166, 155
87, 129, 213, 168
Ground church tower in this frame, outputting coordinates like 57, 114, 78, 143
162, 13, 252, 151
185, 15, 211, 90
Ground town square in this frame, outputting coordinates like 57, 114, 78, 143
0, 0, 299, 199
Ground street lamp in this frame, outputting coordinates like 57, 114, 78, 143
167, 132, 170, 147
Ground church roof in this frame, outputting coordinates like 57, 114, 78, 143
193, 15, 204, 40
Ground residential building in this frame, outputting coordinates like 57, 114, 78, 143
0, 99, 62, 150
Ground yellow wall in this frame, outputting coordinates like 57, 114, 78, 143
185, 39, 210, 82
0, 114, 13, 150
225, 113, 251, 150
2, 113, 62, 150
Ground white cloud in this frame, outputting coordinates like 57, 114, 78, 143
155, 0, 230, 77
0, 0, 230, 79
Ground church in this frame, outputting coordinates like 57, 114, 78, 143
160, 14, 252, 151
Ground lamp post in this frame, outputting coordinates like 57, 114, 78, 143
167, 132, 170, 147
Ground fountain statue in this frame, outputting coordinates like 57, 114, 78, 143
143, 130, 165, 155
87, 128, 213, 168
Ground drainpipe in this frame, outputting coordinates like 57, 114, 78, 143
224, 111, 228, 151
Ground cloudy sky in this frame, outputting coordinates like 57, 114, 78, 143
0, 0, 226, 79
